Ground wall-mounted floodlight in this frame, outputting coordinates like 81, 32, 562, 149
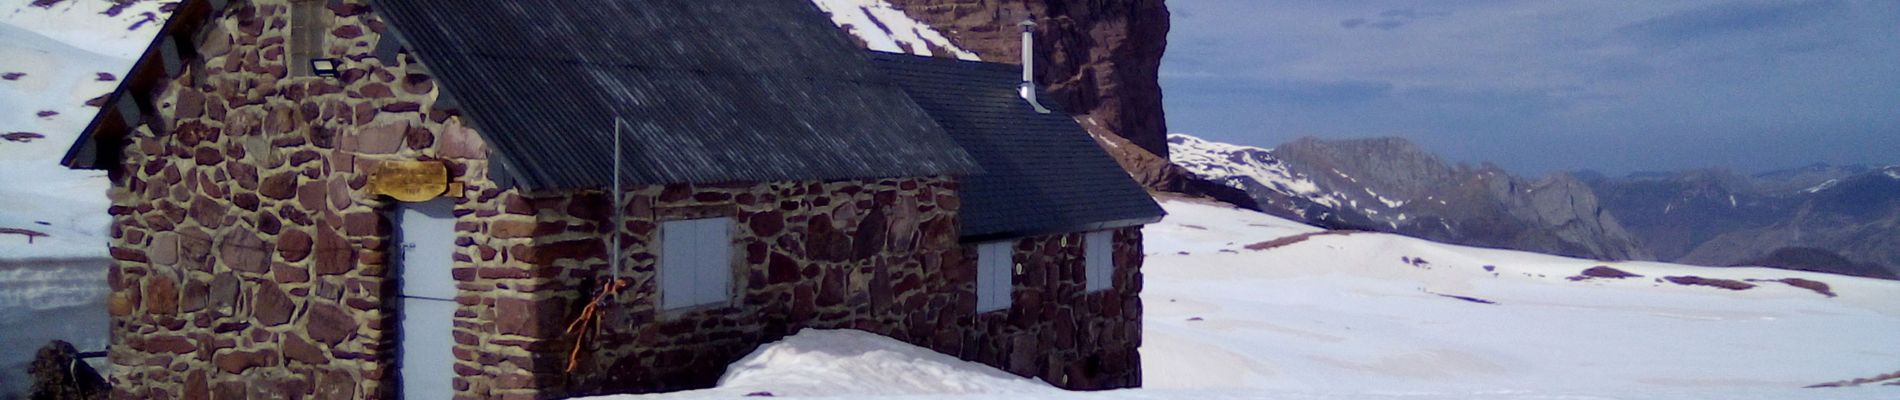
311, 58, 342, 77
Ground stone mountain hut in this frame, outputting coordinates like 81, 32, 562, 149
61, 0, 1163, 398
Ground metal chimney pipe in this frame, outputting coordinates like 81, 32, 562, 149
1018, 19, 1051, 114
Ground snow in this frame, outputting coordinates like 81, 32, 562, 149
1801, 179, 1839, 193
809, 0, 980, 61
590, 200, 1900, 400
1, 4, 159, 394
1168, 133, 1345, 210
593, 330, 1055, 399
0, 4, 156, 259
1139, 200, 1900, 397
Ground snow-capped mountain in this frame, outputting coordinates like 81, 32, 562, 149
809, 0, 980, 61
1168, 133, 1649, 262
1585, 164, 1900, 279
1172, 133, 1900, 279
1166, 134, 1344, 217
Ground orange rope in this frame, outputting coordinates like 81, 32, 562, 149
565, 278, 629, 373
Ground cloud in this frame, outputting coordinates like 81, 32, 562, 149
1379, 9, 1450, 19
1169, 77, 1396, 106
1615, 0, 1843, 43
1341, 8, 1448, 31
1162, 0, 1900, 174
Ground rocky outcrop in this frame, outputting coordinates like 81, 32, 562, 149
28, 341, 108, 400
880, 0, 1172, 158
867, 0, 1264, 210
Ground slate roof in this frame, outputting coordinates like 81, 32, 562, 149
869, 52, 1165, 241
368, 0, 979, 189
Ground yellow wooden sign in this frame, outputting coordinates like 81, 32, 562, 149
368, 160, 460, 202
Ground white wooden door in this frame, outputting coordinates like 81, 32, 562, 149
396, 199, 456, 399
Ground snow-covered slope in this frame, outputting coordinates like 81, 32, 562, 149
1167, 133, 1343, 214
1, 1, 163, 259
1140, 200, 1900, 397
595, 199, 1900, 400
1, 2, 163, 395
810, 0, 979, 61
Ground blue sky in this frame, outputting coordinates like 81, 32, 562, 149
1162, 0, 1900, 175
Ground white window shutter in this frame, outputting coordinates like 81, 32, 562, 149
659, 218, 735, 311
659, 220, 693, 309
977, 241, 1012, 312
696, 218, 732, 306
1085, 231, 1113, 292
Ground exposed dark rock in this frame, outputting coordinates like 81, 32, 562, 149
1663, 276, 1756, 291
1568, 266, 1642, 281
3, 132, 46, 142
28, 340, 108, 400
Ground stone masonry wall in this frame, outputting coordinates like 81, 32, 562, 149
102, 0, 489, 398
469, 181, 1144, 398
100, 0, 1148, 399
965, 227, 1145, 389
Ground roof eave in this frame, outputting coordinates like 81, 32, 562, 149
64, 0, 222, 169
958, 213, 1167, 244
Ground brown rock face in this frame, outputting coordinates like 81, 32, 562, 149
29, 341, 108, 400
881, 0, 1172, 158
872, 1, 1258, 210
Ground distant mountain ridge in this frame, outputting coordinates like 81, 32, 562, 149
1170, 134, 1649, 261
1587, 164, 1900, 279
1170, 133, 1900, 279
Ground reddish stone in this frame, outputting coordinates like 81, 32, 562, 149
348, 122, 406, 154
805, 214, 853, 262
315, 221, 356, 275
258, 212, 283, 235
253, 281, 295, 326
213, 350, 275, 374
149, 234, 180, 265
209, 273, 239, 311
219, 229, 271, 273
438, 122, 486, 159
853, 208, 889, 260
273, 261, 310, 284
344, 212, 384, 236
192, 145, 224, 166
283, 334, 326, 364
496, 296, 564, 337
401, 74, 434, 95
381, 102, 421, 113
142, 336, 195, 354
315, 369, 356, 400
331, 25, 363, 39
180, 279, 209, 312
768, 252, 799, 285
490, 220, 535, 238
306, 302, 358, 345
229, 162, 259, 189
516, 239, 604, 264
110, 247, 147, 262
275, 229, 313, 262
143, 273, 179, 314
357, 83, 392, 98
188, 197, 227, 228
260, 172, 298, 200
748, 211, 785, 236
185, 370, 209, 399
405, 125, 435, 150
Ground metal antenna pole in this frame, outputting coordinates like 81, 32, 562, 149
611, 118, 625, 291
